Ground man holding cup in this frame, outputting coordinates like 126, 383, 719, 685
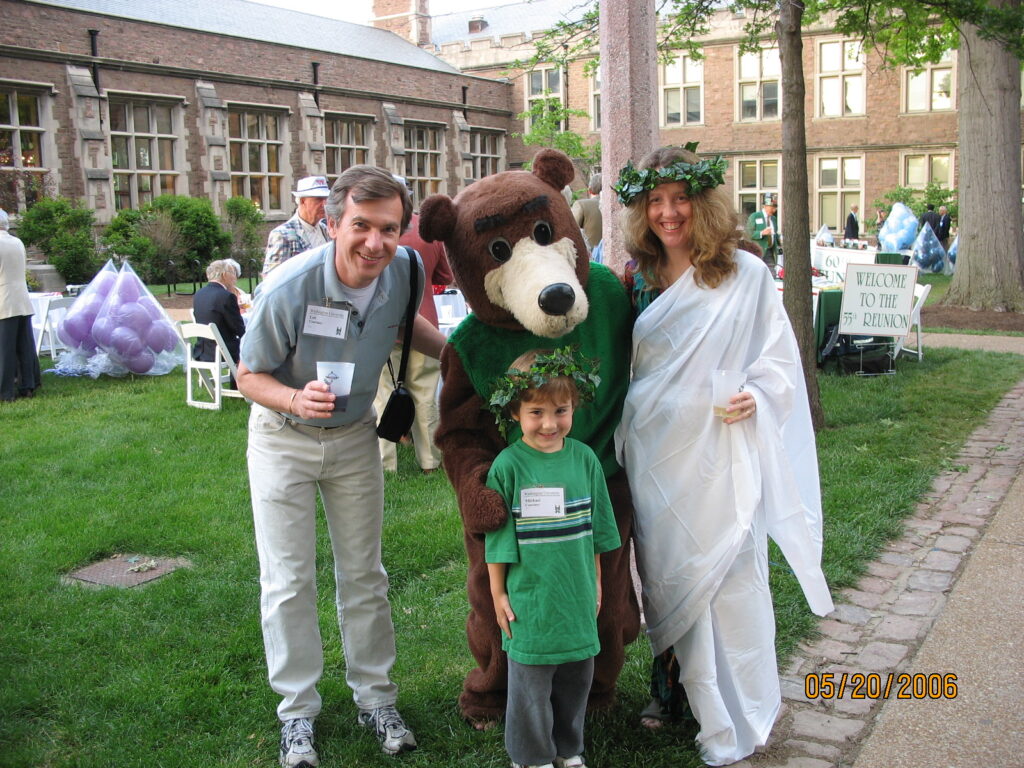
746, 193, 779, 275
237, 166, 445, 768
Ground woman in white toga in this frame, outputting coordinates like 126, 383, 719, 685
612, 146, 834, 766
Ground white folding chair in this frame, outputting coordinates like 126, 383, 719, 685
893, 282, 931, 361
177, 321, 245, 410
34, 296, 77, 357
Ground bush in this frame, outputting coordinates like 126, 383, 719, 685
150, 195, 230, 269
17, 197, 100, 283
224, 196, 265, 274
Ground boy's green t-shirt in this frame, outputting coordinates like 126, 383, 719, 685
485, 437, 621, 666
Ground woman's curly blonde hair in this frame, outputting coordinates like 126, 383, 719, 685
620, 146, 739, 290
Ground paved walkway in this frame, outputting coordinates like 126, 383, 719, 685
741, 332, 1024, 768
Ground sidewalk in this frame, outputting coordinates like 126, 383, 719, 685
745, 332, 1024, 768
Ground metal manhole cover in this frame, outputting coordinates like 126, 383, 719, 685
64, 553, 192, 588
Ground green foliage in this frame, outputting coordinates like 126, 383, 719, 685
514, 97, 601, 177
16, 197, 100, 283
872, 182, 958, 222
612, 150, 726, 205
224, 196, 265, 271
24, 269, 41, 292
149, 194, 231, 266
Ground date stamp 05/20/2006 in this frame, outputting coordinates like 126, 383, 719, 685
804, 672, 959, 700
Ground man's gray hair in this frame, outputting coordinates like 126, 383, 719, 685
588, 174, 602, 195
206, 259, 236, 282
325, 166, 412, 233
0, 209, 9, 230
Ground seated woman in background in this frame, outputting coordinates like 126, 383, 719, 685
192, 259, 245, 365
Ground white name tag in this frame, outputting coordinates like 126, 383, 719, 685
520, 487, 566, 519
303, 304, 350, 339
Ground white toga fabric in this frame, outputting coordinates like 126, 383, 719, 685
615, 250, 833, 765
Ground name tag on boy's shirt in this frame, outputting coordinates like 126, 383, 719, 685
520, 487, 566, 519
303, 304, 350, 339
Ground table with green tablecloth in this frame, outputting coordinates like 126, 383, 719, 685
814, 288, 844, 361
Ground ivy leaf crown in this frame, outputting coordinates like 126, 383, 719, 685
487, 346, 602, 440
613, 142, 727, 206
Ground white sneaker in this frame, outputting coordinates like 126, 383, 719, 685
358, 704, 417, 755
555, 757, 588, 768
279, 717, 319, 768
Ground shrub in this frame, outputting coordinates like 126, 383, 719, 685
149, 195, 231, 269
25, 269, 41, 292
224, 196, 265, 275
16, 197, 100, 283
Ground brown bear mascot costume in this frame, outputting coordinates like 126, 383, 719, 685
419, 149, 640, 724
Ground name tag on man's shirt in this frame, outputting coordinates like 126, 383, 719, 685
520, 487, 566, 519
303, 305, 350, 339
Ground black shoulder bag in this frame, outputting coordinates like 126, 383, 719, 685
376, 248, 419, 442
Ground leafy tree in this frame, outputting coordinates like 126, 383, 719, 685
17, 197, 100, 284
224, 196, 265, 273
514, 96, 601, 180
872, 183, 958, 223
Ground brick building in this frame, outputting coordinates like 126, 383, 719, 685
0, 0, 513, 225
416, 0, 1024, 234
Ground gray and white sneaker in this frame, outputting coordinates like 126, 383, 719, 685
358, 704, 417, 755
279, 717, 319, 768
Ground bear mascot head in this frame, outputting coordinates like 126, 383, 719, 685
419, 148, 640, 723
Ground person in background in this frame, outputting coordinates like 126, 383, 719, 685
192, 259, 246, 366
572, 174, 603, 256
486, 348, 620, 768
920, 203, 941, 236
745, 193, 779, 275
614, 145, 833, 765
262, 175, 331, 278
372, 176, 454, 474
874, 207, 888, 233
844, 204, 860, 241
936, 205, 952, 251
237, 166, 445, 768
0, 209, 40, 401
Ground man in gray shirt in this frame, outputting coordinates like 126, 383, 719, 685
238, 166, 444, 768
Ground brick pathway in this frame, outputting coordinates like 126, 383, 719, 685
740, 376, 1024, 768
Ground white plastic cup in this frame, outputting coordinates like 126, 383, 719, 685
316, 361, 355, 410
711, 369, 747, 419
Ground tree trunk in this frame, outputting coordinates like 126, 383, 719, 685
946, 0, 1024, 311
777, 0, 825, 430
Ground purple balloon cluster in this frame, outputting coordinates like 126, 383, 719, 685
58, 264, 179, 374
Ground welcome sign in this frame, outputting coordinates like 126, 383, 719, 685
839, 264, 918, 336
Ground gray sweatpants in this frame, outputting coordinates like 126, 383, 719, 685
506, 656, 594, 766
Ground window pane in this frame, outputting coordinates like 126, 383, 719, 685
327, 148, 337, 175
844, 75, 864, 114
230, 141, 243, 171
0, 130, 12, 166
820, 41, 841, 73
684, 56, 702, 83
265, 114, 278, 141
160, 175, 175, 195
250, 176, 264, 208
269, 176, 282, 209
267, 144, 279, 173
112, 136, 130, 169
819, 192, 838, 230
546, 68, 560, 92
246, 113, 260, 139
231, 176, 245, 198
931, 155, 950, 185
0, 94, 10, 125
843, 157, 861, 185
17, 94, 39, 126
842, 191, 860, 220
114, 174, 131, 211
844, 41, 864, 70
325, 120, 336, 144
154, 105, 173, 134
664, 89, 681, 124
133, 105, 150, 133
248, 143, 262, 172
529, 70, 544, 96
158, 138, 174, 170
109, 103, 127, 132
135, 137, 152, 169
932, 69, 952, 109
761, 161, 778, 188
820, 158, 838, 187
821, 76, 841, 117
664, 57, 681, 85
684, 87, 701, 123
741, 84, 757, 119
739, 161, 757, 188
907, 72, 928, 111
762, 81, 779, 118
739, 194, 757, 217
228, 112, 242, 138
739, 51, 759, 79
906, 156, 925, 186
20, 132, 40, 166
762, 49, 781, 77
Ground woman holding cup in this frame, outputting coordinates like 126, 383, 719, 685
613, 146, 833, 765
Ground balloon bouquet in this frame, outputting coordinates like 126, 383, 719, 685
911, 224, 948, 274
54, 260, 184, 377
877, 202, 919, 253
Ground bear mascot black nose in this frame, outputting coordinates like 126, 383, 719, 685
538, 283, 576, 316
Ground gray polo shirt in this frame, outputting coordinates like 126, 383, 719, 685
241, 241, 423, 427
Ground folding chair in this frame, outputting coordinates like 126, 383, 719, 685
892, 282, 931, 361
177, 321, 245, 410
34, 296, 76, 357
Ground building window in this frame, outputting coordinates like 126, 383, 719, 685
468, 129, 502, 182
0, 89, 47, 209
903, 152, 951, 188
526, 67, 563, 130
590, 70, 601, 131
818, 40, 864, 117
662, 53, 703, 125
324, 115, 371, 187
403, 123, 443, 206
905, 52, 954, 112
228, 108, 284, 211
738, 47, 780, 121
736, 157, 779, 217
817, 156, 862, 231
109, 100, 178, 211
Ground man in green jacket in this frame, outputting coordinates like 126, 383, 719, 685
746, 193, 779, 275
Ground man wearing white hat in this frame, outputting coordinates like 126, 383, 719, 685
262, 175, 331, 278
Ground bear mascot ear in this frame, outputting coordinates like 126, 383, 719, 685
531, 149, 576, 194
419, 194, 458, 243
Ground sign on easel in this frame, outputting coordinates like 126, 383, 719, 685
839, 264, 918, 336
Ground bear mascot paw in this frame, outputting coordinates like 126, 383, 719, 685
419, 148, 641, 724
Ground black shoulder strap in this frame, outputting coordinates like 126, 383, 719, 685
395, 247, 419, 386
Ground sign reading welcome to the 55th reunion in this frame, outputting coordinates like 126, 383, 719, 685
839, 264, 918, 337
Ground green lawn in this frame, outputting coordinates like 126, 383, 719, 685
1, 349, 1022, 767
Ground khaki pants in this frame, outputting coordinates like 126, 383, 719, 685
373, 345, 442, 471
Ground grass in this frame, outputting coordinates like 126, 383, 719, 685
1, 348, 1022, 767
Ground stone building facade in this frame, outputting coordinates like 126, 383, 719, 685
0, 0, 514, 227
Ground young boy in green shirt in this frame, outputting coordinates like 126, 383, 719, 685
485, 348, 621, 768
